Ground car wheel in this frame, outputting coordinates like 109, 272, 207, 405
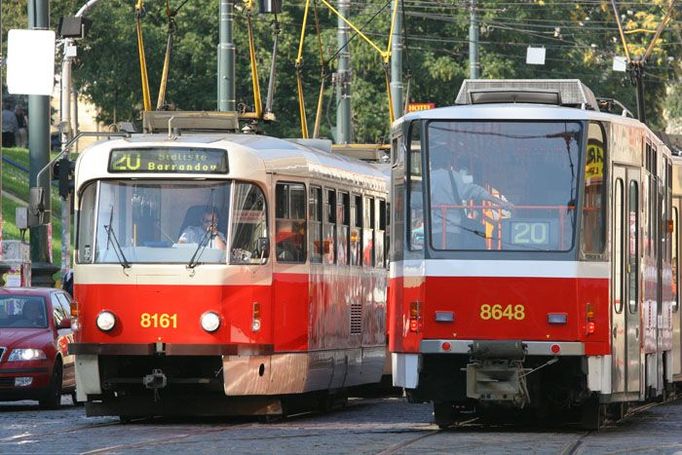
39, 360, 63, 410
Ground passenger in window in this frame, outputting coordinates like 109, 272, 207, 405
430, 148, 512, 249
178, 209, 226, 249
276, 221, 304, 262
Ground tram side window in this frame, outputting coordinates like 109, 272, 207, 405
309, 186, 323, 263
628, 181, 639, 314
77, 183, 97, 263
338, 192, 350, 265
407, 121, 424, 251
645, 143, 658, 257
376, 199, 386, 268
324, 189, 337, 264
363, 197, 375, 267
667, 163, 673, 264
614, 178, 624, 314
275, 182, 306, 263
230, 183, 268, 265
581, 121, 606, 258
351, 195, 363, 266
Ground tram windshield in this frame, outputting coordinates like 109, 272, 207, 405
426, 120, 582, 251
77, 180, 268, 265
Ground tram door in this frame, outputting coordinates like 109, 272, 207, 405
611, 166, 641, 395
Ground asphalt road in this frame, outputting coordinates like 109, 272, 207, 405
0, 395, 681, 454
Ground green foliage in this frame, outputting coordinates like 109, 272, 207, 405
0, 148, 64, 269
8, 0, 682, 140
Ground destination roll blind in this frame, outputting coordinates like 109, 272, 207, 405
108, 148, 228, 174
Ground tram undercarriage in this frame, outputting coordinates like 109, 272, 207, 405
406, 351, 597, 428
77, 349, 382, 418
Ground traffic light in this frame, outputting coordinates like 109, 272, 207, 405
53, 157, 75, 199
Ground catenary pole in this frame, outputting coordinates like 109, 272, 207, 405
218, 0, 236, 111
390, 0, 403, 120
29, 0, 59, 286
336, 0, 351, 144
469, 0, 479, 79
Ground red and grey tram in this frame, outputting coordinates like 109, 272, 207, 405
389, 80, 676, 428
70, 112, 389, 418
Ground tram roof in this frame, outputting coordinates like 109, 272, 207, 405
395, 103, 644, 126
76, 133, 388, 191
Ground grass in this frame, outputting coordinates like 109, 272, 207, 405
2, 146, 64, 271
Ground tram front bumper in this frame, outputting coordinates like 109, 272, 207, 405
419, 339, 585, 356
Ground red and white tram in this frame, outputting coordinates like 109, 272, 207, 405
388, 80, 677, 428
70, 112, 389, 418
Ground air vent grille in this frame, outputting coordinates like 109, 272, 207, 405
350, 303, 362, 335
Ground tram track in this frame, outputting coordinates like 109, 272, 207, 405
79, 423, 256, 455
0, 418, 121, 444
376, 397, 675, 455
375, 417, 479, 455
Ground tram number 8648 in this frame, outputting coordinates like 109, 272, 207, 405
479, 304, 525, 321
140, 313, 178, 328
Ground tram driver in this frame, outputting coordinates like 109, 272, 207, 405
178, 208, 227, 249
430, 147, 512, 249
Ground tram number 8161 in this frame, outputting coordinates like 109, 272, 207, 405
479, 304, 525, 321
140, 313, 178, 328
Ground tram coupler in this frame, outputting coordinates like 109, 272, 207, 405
465, 341, 530, 407
143, 369, 168, 390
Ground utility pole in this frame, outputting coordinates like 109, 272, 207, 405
59, 1, 98, 285
336, 0, 352, 144
469, 0, 480, 79
390, 0, 403, 120
28, 0, 59, 287
217, 0, 236, 112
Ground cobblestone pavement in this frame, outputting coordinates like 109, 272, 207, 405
0, 395, 681, 454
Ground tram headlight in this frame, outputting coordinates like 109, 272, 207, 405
96, 311, 116, 332
200, 311, 221, 333
252, 318, 261, 332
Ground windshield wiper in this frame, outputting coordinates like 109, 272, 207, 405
187, 228, 212, 269
104, 224, 131, 269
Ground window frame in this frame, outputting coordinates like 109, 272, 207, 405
229, 181, 269, 265
309, 185, 323, 263
275, 181, 307, 264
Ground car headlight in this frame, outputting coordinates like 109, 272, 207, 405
200, 311, 221, 333
8, 348, 47, 361
96, 311, 116, 332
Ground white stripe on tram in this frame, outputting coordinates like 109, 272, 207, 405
389, 259, 609, 279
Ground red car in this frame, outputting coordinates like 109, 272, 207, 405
0, 287, 76, 408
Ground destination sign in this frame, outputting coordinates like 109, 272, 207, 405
108, 148, 228, 174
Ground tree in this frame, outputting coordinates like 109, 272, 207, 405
9, 1, 682, 140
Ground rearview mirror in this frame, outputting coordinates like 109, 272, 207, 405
57, 318, 71, 329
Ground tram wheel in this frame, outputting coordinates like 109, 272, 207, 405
433, 401, 458, 429
580, 395, 605, 430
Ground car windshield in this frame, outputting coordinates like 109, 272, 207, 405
77, 180, 268, 266
426, 120, 582, 252
0, 296, 48, 328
